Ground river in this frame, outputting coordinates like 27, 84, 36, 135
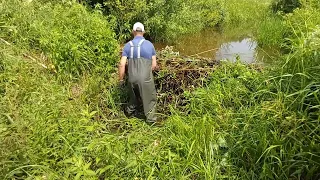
154, 28, 278, 64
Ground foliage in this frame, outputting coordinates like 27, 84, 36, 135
148, 0, 224, 42
271, 0, 320, 14
87, 0, 224, 42
222, 0, 272, 26
183, 61, 320, 179
277, 5, 320, 114
0, 0, 118, 77
221, 0, 286, 47
271, 0, 301, 13
0, 50, 160, 179
1, 0, 320, 179
256, 15, 286, 46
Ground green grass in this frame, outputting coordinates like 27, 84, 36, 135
0, 0, 118, 77
1, 49, 319, 179
222, 0, 272, 26
1, 0, 320, 179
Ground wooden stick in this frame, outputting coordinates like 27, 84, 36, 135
23, 53, 48, 69
189, 48, 219, 57
0, 38, 11, 46
175, 68, 216, 71
158, 67, 216, 72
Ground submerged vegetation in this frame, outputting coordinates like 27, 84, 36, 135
1, 0, 320, 179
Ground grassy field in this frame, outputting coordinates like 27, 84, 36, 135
1, 0, 320, 179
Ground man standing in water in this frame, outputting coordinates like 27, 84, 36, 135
118, 22, 157, 124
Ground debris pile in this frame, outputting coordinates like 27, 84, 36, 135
154, 46, 218, 114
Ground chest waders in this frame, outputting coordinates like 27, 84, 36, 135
126, 39, 157, 123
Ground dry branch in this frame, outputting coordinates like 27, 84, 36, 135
0, 38, 12, 46
23, 53, 48, 69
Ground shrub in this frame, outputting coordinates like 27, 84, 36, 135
87, 0, 224, 42
145, 0, 224, 42
222, 0, 271, 26
271, 0, 301, 13
98, 0, 149, 41
0, 0, 119, 77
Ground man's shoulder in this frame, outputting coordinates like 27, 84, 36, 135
124, 41, 132, 46
124, 39, 154, 47
143, 40, 154, 47
144, 39, 153, 44
123, 42, 131, 50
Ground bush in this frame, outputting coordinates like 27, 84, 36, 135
0, 0, 119, 77
87, 0, 224, 42
145, 0, 224, 42
271, 0, 301, 13
222, 0, 271, 26
0, 52, 115, 179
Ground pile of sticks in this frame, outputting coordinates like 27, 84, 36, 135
154, 47, 219, 114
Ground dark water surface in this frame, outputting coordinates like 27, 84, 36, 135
154, 29, 278, 64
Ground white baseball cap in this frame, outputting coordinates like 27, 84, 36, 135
133, 22, 145, 32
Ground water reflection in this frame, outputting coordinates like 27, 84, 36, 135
216, 38, 257, 64
154, 28, 278, 64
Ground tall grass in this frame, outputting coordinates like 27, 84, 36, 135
0, 0, 118, 77
0, 0, 320, 179
277, 3, 320, 114
178, 61, 319, 178
0, 49, 165, 179
222, 0, 272, 26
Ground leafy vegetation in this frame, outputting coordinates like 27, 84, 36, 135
1, 0, 118, 77
88, 0, 224, 42
1, 0, 320, 179
271, 0, 301, 13
222, 0, 271, 26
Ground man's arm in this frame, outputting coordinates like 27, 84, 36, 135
119, 43, 129, 81
152, 55, 157, 71
151, 43, 157, 71
118, 56, 127, 81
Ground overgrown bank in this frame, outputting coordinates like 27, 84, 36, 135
1, 0, 320, 179
86, 0, 225, 42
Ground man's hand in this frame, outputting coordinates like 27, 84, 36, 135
118, 56, 127, 81
152, 65, 160, 71
152, 65, 157, 71
152, 55, 157, 71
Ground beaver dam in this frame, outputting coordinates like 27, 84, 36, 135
152, 46, 265, 116
154, 47, 218, 114
151, 28, 278, 115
